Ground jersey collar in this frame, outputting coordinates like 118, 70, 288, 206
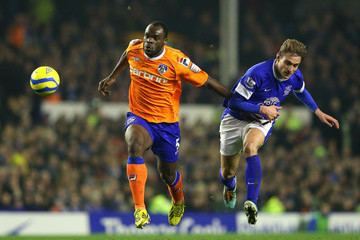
144, 47, 166, 60
272, 60, 288, 82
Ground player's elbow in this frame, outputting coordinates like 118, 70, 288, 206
228, 98, 242, 111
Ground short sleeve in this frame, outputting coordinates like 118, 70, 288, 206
292, 70, 305, 93
175, 53, 208, 87
126, 39, 142, 53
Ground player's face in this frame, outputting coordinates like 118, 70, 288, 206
143, 25, 166, 58
275, 53, 302, 79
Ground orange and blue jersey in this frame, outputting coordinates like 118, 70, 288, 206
126, 39, 209, 123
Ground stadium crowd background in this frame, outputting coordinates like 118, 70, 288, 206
0, 0, 359, 213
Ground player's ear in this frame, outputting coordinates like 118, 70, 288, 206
275, 52, 281, 61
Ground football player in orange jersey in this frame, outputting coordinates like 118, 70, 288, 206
98, 21, 230, 228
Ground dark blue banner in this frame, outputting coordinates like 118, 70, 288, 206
89, 212, 237, 234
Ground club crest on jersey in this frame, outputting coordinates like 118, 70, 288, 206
244, 77, 256, 89
179, 57, 190, 67
190, 63, 201, 73
283, 85, 292, 96
158, 64, 168, 75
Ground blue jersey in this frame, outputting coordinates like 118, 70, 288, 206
223, 59, 305, 121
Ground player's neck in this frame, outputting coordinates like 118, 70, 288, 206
144, 47, 165, 60
272, 61, 287, 81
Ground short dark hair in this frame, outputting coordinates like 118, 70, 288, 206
278, 39, 307, 58
148, 21, 168, 38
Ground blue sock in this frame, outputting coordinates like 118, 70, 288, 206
245, 155, 262, 204
219, 168, 236, 191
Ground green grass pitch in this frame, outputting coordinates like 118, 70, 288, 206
1, 233, 359, 240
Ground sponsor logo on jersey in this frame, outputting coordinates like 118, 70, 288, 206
244, 77, 256, 89
283, 85, 292, 96
179, 57, 190, 67
190, 63, 201, 73
130, 66, 168, 84
263, 97, 280, 106
132, 57, 140, 62
158, 64, 168, 75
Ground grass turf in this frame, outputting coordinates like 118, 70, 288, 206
1, 233, 359, 240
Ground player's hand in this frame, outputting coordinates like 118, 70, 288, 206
260, 105, 282, 120
315, 109, 340, 129
98, 77, 116, 96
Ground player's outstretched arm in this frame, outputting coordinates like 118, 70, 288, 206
314, 108, 340, 129
294, 89, 340, 129
204, 76, 231, 99
98, 50, 129, 96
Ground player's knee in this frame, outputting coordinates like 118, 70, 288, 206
126, 126, 150, 157
243, 142, 259, 157
222, 168, 236, 179
127, 140, 145, 157
158, 171, 176, 185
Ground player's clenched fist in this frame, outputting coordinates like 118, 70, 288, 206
98, 77, 116, 96
260, 105, 282, 120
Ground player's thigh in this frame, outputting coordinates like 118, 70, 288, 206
157, 160, 177, 183
151, 122, 180, 163
156, 147, 178, 182
243, 120, 272, 152
219, 114, 245, 156
124, 112, 153, 153
243, 128, 265, 154
150, 122, 180, 181
125, 124, 153, 153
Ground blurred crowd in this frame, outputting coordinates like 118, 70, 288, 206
0, 0, 359, 212
0, 95, 359, 213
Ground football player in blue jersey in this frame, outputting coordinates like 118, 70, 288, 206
219, 39, 339, 225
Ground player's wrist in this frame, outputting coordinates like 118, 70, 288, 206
259, 105, 267, 114
106, 76, 116, 83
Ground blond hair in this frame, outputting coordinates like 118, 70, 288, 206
278, 39, 307, 58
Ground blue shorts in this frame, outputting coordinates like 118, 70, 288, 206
125, 112, 180, 163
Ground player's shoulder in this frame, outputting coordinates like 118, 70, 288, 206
127, 39, 143, 51
248, 59, 272, 73
291, 69, 304, 82
293, 69, 304, 78
246, 59, 273, 80
164, 45, 186, 60
164, 45, 193, 68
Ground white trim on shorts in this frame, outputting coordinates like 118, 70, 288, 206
219, 114, 273, 156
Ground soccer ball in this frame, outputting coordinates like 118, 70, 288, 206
30, 66, 60, 96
